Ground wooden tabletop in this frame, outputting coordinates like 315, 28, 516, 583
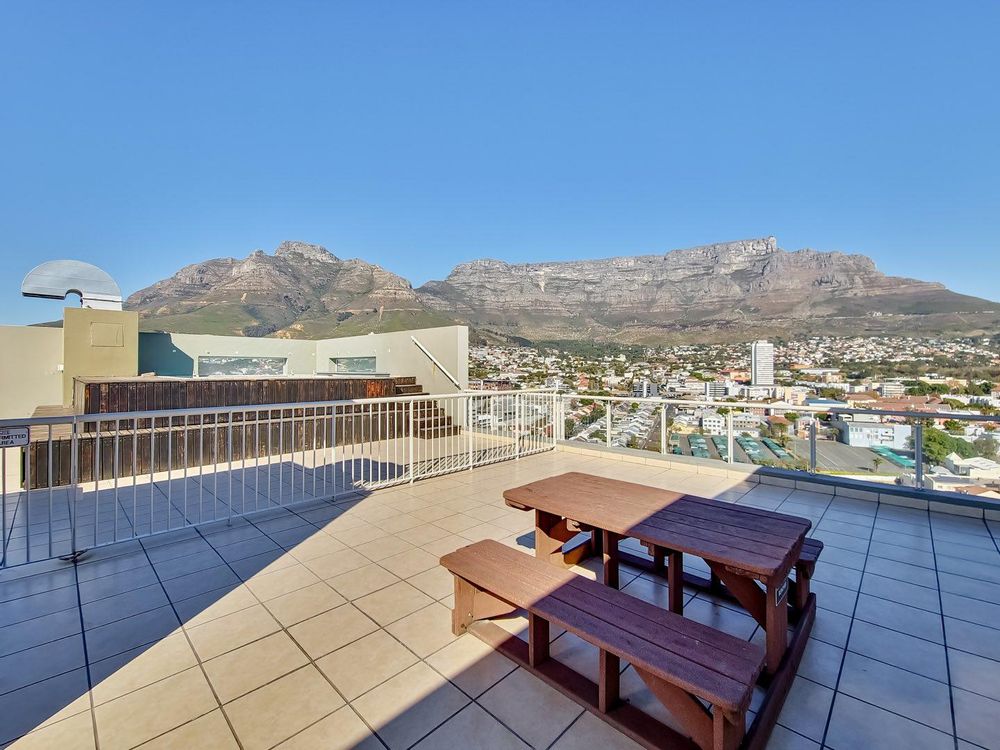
504, 472, 811, 581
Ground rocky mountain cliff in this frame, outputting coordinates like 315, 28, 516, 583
126, 241, 451, 338
126, 237, 1000, 342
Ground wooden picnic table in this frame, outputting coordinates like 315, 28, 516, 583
503, 471, 812, 675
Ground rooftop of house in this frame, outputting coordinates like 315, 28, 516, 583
2, 450, 999, 750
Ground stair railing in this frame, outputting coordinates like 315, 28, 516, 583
410, 336, 462, 390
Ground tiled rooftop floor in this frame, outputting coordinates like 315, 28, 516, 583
2, 451, 999, 749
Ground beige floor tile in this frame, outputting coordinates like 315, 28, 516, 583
374, 513, 425, 534
92, 632, 198, 706
274, 706, 382, 750
354, 581, 434, 626
396, 523, 452, 546
288, 603, 379, 659
354, 536, 415, 562
177, 584, 258, 628
410, 505, 456, 523
433, 514, 481, 534
351, 662, 469, 750
413, 703, 527, 749
378, 548, 440, 578
95, 667, 218, 750
225, 666, 345, 750
550, 711, 644, 750
479, 668, 584, 749
286, 532, 346, 562
138, 710, 238, 750
265, 581, 346, 626
316, 630, 418, 700
328, 521, 390, 546
7, 710, 96, 750
406, 566, 455, 600
326, 563, 400, 600
421, 535, 472, 556
302, 548, 371, 579
186, 604, 280, 660
205, 631, 309, 703
459, 522, 512, 542
425, 635, 517, 698
385, 603, 457, 657
245, 564, 321, 602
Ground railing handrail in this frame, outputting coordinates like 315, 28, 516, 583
2, 389, 995, 430
411, 336, 462, 390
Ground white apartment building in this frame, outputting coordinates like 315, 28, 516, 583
700, 411, 725, 434
830, 418, 912, 450
751, 340, 775, 386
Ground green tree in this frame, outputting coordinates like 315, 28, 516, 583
943, 419, 965, 434
872, 456, 884, 474
973, 434, 999, 461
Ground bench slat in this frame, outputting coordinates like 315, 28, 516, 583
442, 541, 763, 713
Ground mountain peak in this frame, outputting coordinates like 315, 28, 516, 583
274, 241, 338, 262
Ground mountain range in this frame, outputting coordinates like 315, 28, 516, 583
125, 238, 1000, 344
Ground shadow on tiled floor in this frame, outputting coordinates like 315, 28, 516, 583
1, 451, 999, 749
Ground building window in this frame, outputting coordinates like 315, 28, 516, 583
197, 356, 287, 377
330, 356, 377, 374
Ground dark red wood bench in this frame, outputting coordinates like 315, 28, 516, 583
441, 540, 764, 750
637, 535, 824, 614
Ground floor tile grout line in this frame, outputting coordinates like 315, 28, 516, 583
927, 505, 960, 750
132, 531, 247, 750
185, 520, 392, 750
817, 494, 876, 748
72, 551, 101, 750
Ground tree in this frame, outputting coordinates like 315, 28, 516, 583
973, 434, 999, 461
943, 419, 965, 434
784, 412, 800, 423
872, 456, 884, 474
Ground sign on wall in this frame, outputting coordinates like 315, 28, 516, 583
0, 426, 30, 448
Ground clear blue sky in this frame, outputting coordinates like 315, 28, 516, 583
2, 2, 998, 324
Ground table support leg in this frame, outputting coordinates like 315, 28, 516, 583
765, 580, 789, 675
535, 510, 564, 566
667, 550, 684, 615
602, 530, 621, 589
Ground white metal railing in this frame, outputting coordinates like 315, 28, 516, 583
557, 393, 999, 492
4, 387, 995, 568
0, 390, 555, 568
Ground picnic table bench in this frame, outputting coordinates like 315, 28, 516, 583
501, 471, 821, 749
442, 539, 764, 750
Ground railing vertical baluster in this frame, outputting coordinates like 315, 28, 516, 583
94, 421, 100, 548
660, 406, 667, 456
47, 424, 53, 559
166, 416, 172, 530
69, 420, 78, 559
227, 415, 233, 524
409, 399, 415, 483
914, 423, 924, 489
727, 411, 735, 465
809, 420, 817, 473
605, 401, 612, 448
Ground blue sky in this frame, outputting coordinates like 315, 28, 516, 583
1, 2, 998, 324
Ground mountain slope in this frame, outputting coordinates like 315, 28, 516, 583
127, 241, 455, 338
415, 237, 1000, 343
127, 237, 1000, 343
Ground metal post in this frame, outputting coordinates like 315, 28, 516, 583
408, 399, 415, 483
605, 402, 612, 448
809, 420, 818, 473
69, 419, 78, 558
660, 407, 667, 456
515, 393, 521, 460
914, 423, 924, 489
466, 396, 473, 471
726, 411, 735, 465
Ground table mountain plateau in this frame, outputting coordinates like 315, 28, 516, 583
125, 237, 1000, 343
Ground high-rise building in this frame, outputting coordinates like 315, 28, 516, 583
751, 340, 775, 386
633, 379, 658, 398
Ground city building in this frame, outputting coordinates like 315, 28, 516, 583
830, 417, 912, 449
632, 378, 658, 398
751, 340, 775, 386
704, 381, 727, 400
